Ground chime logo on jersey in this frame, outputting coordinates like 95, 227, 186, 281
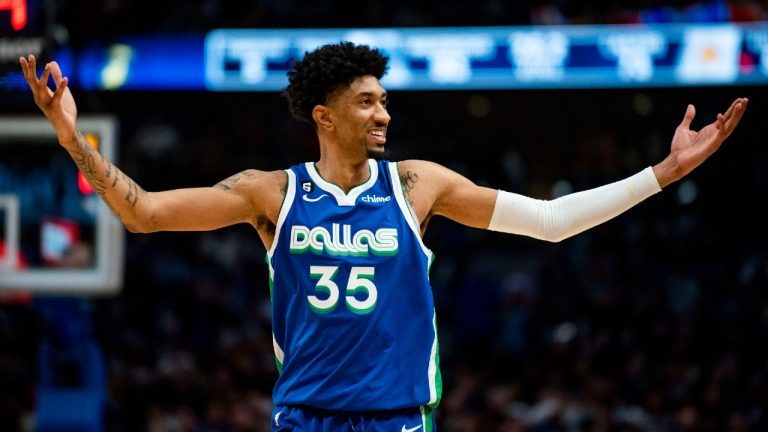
361, 194, 391, 204
289, 224, 398, 256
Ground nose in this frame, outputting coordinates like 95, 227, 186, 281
374, 103, 390, 125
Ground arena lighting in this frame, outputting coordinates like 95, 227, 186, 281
0, 0, 47, 86
0, 0, 27, 31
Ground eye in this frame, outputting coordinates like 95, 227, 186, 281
381, 98, 389, 108
360, 98, 370, 106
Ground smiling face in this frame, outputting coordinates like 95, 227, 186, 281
324, 75, 391, 157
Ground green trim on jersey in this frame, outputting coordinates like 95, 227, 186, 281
421, 406, 435, 432
428, 252, 436, 278
265, 254, 274, 300
428, 311, 443, 409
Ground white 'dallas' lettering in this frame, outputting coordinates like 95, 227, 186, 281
290, 224, 398, 256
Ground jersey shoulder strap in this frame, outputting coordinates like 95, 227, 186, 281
267, 167, 298, 257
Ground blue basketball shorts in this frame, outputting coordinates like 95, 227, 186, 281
271, 405, 437, 432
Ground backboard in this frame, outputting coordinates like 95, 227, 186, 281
0, 116, 124, 295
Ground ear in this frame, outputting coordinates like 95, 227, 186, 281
312, 105, 334, 131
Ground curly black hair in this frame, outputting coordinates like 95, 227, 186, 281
283, 42, 389, 125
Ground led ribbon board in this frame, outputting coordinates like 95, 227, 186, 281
17, 22, 768, 91
203, 23, 768, 91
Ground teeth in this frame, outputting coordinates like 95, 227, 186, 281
370, 130, 384, 136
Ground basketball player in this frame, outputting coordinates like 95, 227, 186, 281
20, 42, 747, 431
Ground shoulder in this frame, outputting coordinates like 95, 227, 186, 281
396, 159, 466, 186
395, 159, 484, 206
215, 168, 288, 194
214, 168, 289, 219
392, 160, 459, 216
396, 160, 496, 229
395, 159, 447, 179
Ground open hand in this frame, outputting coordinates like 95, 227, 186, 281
656, 98, 748, 188
19, 55, 78, 146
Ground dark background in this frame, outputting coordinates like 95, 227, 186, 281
2, 1, 768, 431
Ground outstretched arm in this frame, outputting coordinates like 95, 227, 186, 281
404, 98, 748, 242
399, 161, 659, 242
19, 55, 280, 234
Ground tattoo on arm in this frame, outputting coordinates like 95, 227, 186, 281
399, 170, 419, 206
104, 159, 113, 179
125, 175, 140, 206
72, 131, 104, 194
215, 170, 255, 191
70, 130, 145, 229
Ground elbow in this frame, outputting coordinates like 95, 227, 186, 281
538, 210, 575, 243
539, 224, 588, 243
536, 225, 573, 243
539, 233, 567, 243
125, 223, 151, 234
124, 223, 141, 234
123, 213, 159, 234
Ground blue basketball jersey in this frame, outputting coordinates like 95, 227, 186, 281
266, 159, 442, 411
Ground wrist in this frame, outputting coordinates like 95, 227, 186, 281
58, 129, 80, 151
652, 157, 683, 189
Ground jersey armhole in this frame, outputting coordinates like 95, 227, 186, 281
390, 162, 420, 228
389, 162, 433, 259
267, 169, 297, 259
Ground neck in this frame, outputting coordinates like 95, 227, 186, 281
315, 143, 371, 193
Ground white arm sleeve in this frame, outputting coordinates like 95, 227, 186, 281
488, 166, 661, 242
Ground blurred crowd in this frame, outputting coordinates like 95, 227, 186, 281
2, 1, 768, 432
